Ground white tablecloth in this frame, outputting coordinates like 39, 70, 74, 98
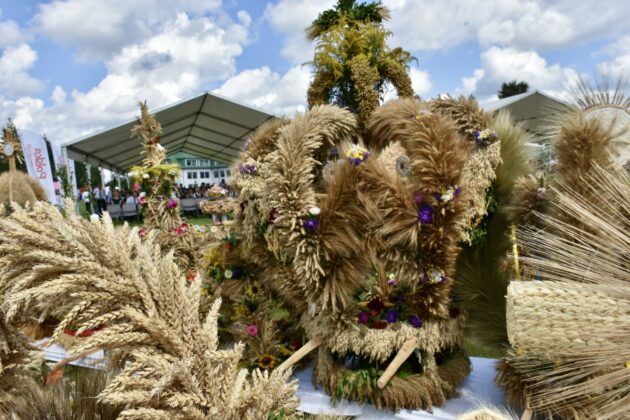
41, 342, 506, 418
295, 357, 507, 419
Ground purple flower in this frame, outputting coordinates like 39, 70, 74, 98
473, 129, 497, 146
413, 191, 424, 204
239, 163, 257, 175
418, 204, 433, 224
303, 218, 320, 232
358, 312, 369, 324
166, 198, 178, 209
386, 309, 399, 323
409, 315, 423, 329
455, 186, 462, 196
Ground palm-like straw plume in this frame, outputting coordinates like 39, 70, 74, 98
499, 164, 630, 418
0, 201, 298, 419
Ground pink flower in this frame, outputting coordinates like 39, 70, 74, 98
138, 197, 146, 206
173, 223, 189, 236
138, 228, 147, 238
246, 324, 258, 336
166, 198, 178, 209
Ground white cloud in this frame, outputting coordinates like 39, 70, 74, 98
2, 11, 248, 142
264, 0, 335, 64
0, 44, 45, 97
32, 0, 223, 61
596, 36, 630, 80
409, 68, 432, 97
383, 0, 630, 52
0, 20, 31, 48
51, 85, 67, 105
215, 65, 312, 116
458, 47, 579, 101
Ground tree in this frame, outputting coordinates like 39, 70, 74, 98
307, 1, 415, 125
306, 0, 390, 40
498, 80, 529, 99
74, 161, 88, 189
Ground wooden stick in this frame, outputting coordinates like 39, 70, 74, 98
520, 408, 533, 420
377, 339, 416, 389
277, 337, 322, 371
49, 346, 104, 373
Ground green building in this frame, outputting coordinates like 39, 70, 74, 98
166, 152, 232, 188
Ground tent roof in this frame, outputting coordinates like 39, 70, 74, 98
482, 90, 569, 134
63, 92, 275, 172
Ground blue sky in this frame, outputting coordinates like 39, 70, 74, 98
0, 0, 628, 142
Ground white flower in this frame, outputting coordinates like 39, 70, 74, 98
210, 226, 218, 233
224, 269, 233, 279
89, 214, 100, 223
157, 144, 165, 151
143, 174, 150, 179
308, 207, 321, 216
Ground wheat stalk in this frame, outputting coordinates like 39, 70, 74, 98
0, 200, 298, 419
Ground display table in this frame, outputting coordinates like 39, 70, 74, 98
295, 357, 508, 419
40, 341, 506, 419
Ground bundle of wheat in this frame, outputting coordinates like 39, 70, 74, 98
498, 165, 630, 418
0, 201, 299, 419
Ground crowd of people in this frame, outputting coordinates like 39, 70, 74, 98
79, 180, 233, 215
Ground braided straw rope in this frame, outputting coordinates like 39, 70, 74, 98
507, 281, 630, 357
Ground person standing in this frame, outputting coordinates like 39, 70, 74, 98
81, 187, 91, 214
93, 185, 103, 215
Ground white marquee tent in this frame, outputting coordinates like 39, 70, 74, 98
62, 92, 275, 174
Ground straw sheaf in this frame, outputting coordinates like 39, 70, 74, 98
365, 99, 469, 316
376, 141, 407, 176
315, 157, 377, 312
500, 164, 630, 418
429, 95, 493, 141
0, 316, 39, 414
504, 175, 547, 228
267, 105, 358, 298
314, 347, 470, 412
553, 110, 615, 197
0, 201, 299, 419
494, 357, 527, 409
241, 118, 289, 162
305, 313, 466, 364
365, 98, 468, 199
456, 141, 502, 241
246, 243, 307, 313
506, 281, 630, 356
0, 171, 49, 206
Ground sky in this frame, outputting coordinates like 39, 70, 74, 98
0, 0, 628, 144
